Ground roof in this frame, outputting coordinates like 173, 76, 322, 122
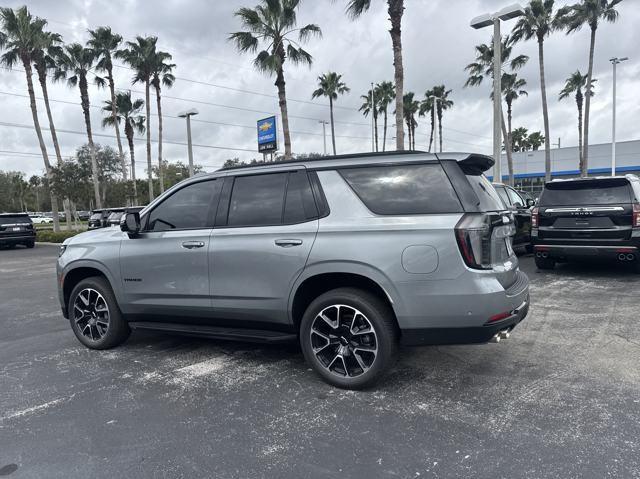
547, 174, 639, 185
0, 212, 29, 217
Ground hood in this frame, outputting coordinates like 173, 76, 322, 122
63, 227, 125, 246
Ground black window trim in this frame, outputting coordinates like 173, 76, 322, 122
336, 162, 465, 216
214, 169, 322, 229
141, 177, 223, 233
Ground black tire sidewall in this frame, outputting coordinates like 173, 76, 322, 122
68, 276, 129, 350
535, 255, 555, 270
300, 287, 397, 390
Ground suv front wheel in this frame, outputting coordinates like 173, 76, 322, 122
300, 287, 398, 389
68, 276, 130, 349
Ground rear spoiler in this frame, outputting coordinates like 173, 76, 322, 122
435, 153, 494, 174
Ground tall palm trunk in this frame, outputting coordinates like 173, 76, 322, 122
329, 96, 336, 155
373, 113, 379, 152
382, 109, 388, 152
144, 80, 154, 202
155, 84, 165, 193
576, 91, 583, 173
501, 109, 514, 186
389, 0, 404, 151
412, 120, 416, 150
79, 74, 101, 209
275, 61, 292, 160
437, 109, 443, 153
428, 109, 434, 152
582, 27, 596, 177
537, 37, 551, 182
36, 66, 72, 229
22, 59, 61, 232
106, 65, 126, 181
125, 122, 138, 205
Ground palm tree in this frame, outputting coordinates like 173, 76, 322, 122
117, 36, 157, 202
465, 35, 528, 184
511, 0, 562, 182
347, 0, 405, 150
559, 0, 622, 176
55, 43, 104, 209
311, 72, 350, 155
502, 72, 528, 184
528, 131, 545, 150
0, 6, 62, 232
432, 85, 453, 153
230, 0, 321, 160
559, 70, 595, 172
419, 89, 436, 152
88, 26, 126, 180
103, 91, 145, 205
359, 89, 379, 151
375, 81, 395, 151
402, 92, 419, 151
511, 127, 530, 152
151, 48, 175, 193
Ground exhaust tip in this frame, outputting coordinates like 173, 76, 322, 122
618, 253, 628, 261
541, 252, 549, 258
490, 334, 501, 343
626, 254, 635, 261
499, 330, 510, 340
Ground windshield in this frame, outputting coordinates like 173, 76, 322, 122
0, 215, 31, 225
540, 180, 631, 206
89, 213, 103, 221
465, 174, 505, 211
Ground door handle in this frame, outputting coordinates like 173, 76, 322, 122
275, 239, 303, 247
181, 241, 205, 249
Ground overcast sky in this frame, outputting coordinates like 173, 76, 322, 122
1, 0, 638, 177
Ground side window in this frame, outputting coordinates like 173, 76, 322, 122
147, 179, 221, 231
339, 163, 462, 215
507, 187, 524, 207
228, 173, 287, 227
496, 186, 511, 207
284, 171, 318, 224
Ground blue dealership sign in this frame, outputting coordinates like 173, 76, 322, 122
257, 116, 277, 153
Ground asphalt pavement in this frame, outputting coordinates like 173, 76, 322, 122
0, 244, 638, 478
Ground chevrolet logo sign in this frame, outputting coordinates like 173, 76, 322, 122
258, 121, 273, 132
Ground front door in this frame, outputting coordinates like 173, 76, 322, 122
209, 170, 319, 326
120, 178, 223, 318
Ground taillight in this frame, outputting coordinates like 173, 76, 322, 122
455, 214, 492, 269
633, 203, 640, 228
531, 207, 539, 228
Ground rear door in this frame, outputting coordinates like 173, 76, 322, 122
538, 178, 634, 243
209, 169, 319, 326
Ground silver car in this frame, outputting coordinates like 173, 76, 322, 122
57, 151, 529, 389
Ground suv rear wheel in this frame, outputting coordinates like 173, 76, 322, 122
535, 255, 556, 270
300, 287, 398, 389
68, 276, 130, 349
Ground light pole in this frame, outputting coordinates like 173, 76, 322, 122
429, 95, 441, 153
318, 120, 329, 155
610, 56, 628, 176
178, 108, 199, 177
471, 3, 524, 183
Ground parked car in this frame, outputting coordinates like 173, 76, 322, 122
493, 183, 535, 253
57, 151, 529, 389
0, 213, 36, 248
532, 175, 640, 271
76, 210, 91, 221
105, 207, 141, 227
29, 214, 54, 224
88, 209, 112, 230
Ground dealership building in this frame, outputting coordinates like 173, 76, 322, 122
493, 139, 640, 194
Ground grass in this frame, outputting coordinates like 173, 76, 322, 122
36, 230, 81, 243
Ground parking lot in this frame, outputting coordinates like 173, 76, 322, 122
0, 244, 639, 478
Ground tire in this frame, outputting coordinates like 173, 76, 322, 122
535, 255, 556, 270
524, 244, 534, 255
25, 240, 35, 248
300, 287, 398, 390
68, 276, 130, 349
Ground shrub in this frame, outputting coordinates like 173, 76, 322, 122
36, 230, 80, 243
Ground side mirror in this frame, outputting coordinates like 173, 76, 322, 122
121, 211, 141, 237
526, 198, 536, 208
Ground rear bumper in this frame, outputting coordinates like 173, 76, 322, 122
533, 244, 638, 259
401, 296, 529, 346
0, 234, 35, 244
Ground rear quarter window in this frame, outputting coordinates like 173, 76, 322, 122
465, 174, 506, 211
540, 180, 632, 206
339, 163, 462, 215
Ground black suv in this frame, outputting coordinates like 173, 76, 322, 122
88, 208, 125, 229
0, 213, 36, 248
494, 183, 535, 253
532, 175, 640, 271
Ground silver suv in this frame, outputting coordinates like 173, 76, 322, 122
57, 151, 529, 389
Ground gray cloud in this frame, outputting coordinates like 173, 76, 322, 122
1, 0, 637, 177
